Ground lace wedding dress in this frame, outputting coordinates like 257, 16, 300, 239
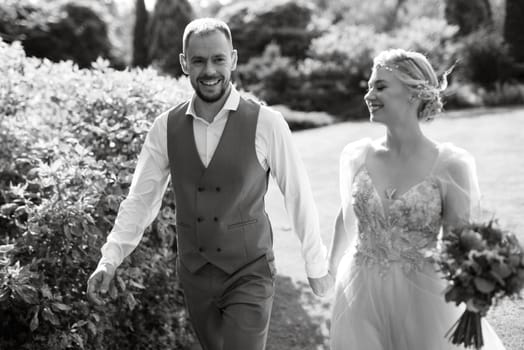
330, 139, 506, 350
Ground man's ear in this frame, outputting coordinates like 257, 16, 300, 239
231, 49, 238, 72
179, 53, 189, 75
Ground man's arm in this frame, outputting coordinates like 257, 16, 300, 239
261, 107, 331, 296
87, 113, 171, 304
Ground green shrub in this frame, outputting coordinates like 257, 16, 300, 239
454, 29, 515, 89
146, 0, 195, 77
218, 0, 321, 64
237, 18, 457, 120
444, 0, 492, 36
0, 0, 120, 69
0, 38, 196, 349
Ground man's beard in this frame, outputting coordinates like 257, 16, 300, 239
194, 77, 229, 103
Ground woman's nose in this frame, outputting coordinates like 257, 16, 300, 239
364, 90, 373, 102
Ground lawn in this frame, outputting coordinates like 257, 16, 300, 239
265, 106, 524, 350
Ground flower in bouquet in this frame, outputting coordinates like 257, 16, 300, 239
435, 220, 524, 349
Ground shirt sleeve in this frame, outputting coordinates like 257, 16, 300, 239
259, 106, 328, 278
99, 112, 171, 268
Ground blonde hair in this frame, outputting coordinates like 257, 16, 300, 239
372, 49, 450, 121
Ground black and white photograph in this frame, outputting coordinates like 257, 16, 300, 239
1, 0, 523, 349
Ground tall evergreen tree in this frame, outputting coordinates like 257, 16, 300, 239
147, 0, 194, 77
444, 0, 492, 36
504, 0, 524, 64
132, 0, 149, 67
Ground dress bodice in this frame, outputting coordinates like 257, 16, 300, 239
351, 167, 443, 275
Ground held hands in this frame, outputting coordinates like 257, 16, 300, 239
308, 272, 335, 297
87, 262, 116, 305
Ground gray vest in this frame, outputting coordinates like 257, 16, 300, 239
167, 97, 273, 274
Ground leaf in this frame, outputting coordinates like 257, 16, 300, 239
0, 288, 10, 302
109, 283, 118, 300
129, 280, 145, 290
14, 284, 39, 304
126, 292, 137, 311
70, 333, 85, 350
29, 308, 39, 332
51, 302, 72, 312
41, 284, 53, 299
42, 306, 60, 326
116, 275, 126, 292
473, 277, 496, 294
87, 321, 97, 336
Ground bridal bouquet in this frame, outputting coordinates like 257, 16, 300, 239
436, 220, 524, 349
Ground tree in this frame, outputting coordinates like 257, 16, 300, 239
147, 0, 195, 77
504, 0, 524, 64
132, 0, 149, 67
444, 0, 492, 36
218, 0, 320, 64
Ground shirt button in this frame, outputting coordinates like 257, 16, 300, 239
213, 217, 218, 222
197, 217, 204, 222
215, 187, 221, 192
216, 248, 222, 252
197, 187, 204, 192
199, 247, 204, 252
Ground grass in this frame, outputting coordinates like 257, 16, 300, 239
265, 106, 524, 350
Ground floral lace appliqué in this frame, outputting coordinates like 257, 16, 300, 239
351, 168, 442, 276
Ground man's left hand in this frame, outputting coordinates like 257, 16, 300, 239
308, 273, 335, 297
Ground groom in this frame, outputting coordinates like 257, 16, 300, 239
87, 18, 332, 350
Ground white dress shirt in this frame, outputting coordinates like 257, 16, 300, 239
100, 86, 328, 278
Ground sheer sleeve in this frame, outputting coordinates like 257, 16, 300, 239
339, 138, 372, 234
436, 143, 481, 233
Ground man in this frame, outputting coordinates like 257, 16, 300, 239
87, 18, 332, 350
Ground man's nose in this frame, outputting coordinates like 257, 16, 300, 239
203, 60, 216, 75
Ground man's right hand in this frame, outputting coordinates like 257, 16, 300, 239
87, 263, 116, 305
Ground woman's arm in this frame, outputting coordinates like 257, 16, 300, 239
328, 207, 356, 276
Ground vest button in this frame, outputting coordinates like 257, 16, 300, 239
199, 247, 204, 252
215, 187, 221, 192
213, 217, 218, 222
197, 217, 204, 222
197, 187, 204, 192
216, 248, 222, 252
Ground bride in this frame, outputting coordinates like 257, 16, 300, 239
328, 48, 506, 349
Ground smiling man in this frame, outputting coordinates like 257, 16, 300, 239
87, 18, 332, 350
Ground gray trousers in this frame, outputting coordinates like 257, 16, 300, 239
178, 254, 276, 350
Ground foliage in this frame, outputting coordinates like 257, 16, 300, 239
147, 0, 195, 77
0, 0, 121, 69
0, 39, 196, 349
444, 0, 493, 36
434, 221, 524, 348
453, 29, 515, 89
132, 0, 149, 68
237, 17, 458, 120
504, 0, 524, 81
218, 0, 321, 64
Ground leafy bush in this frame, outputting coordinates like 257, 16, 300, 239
444, 0, 492, 36
0, 38, 197, 349
237, 18, 458, 120
0, 0, 120, 69
453, 29, 515, 89
219, 0, 321, 64
146, 0, 195, 77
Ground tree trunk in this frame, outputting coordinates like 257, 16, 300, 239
132, 0, 149, 67
504, 0, 524, 63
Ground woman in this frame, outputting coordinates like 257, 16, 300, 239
328, 49, 506, 349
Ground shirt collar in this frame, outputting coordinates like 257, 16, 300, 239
186, 84, 240, 123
